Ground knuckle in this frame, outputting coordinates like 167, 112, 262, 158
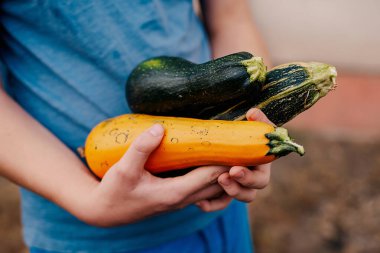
104, 166, 141, 191
112, 164, 126, 175
208, 167, 228, 184
227, 188, 239, 197
113, 165, 137, 181
208, 172, 220, 184
246, 174, 270, 189
110, 166, 129, 180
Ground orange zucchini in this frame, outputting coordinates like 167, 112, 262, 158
84, 114, 304, 178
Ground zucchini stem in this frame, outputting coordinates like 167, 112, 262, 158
265, 127, 305, 157
241, 56, 266, 84
308, 62, 337, 97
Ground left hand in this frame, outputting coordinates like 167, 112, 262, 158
196, 108, 274, 212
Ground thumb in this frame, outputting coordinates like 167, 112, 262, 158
116, 124, 164, 176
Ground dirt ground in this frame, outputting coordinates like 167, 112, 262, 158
250, 131, 380, 253
1, 130, 379, 253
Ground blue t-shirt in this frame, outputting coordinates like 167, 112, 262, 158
0, 0, 243, 252
0, 1, 248, 252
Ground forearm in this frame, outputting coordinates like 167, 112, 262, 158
0, 88, 97, 219
202, 0, 272, 67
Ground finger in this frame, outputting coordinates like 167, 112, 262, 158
116, 124, 164, 176
183, 184, 224, 206
246, 108, 274, 125
195, 194, 233, 212
229, 164, 271, 189
161, 165, 230, 203
218, 173, 258, 202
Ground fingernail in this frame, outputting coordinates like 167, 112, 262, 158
149, 124, 164, 137
247, 108, 259, 120
221, 177, 231, 186
234, 171, 245, 179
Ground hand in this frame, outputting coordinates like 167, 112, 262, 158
77, 124, 230, 227
196, 109, 273, 211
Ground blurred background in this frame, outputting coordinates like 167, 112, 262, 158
249, 0, 380, 253
1, 0, 379, 252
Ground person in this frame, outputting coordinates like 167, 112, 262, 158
0, 1, 272, 252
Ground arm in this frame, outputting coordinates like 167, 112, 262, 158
0, 86, 231, 226
201, 0, 272, 66
196, 0, 273, 211
0, 86, 97, 216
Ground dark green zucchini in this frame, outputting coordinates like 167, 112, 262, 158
211, 62, 337, 126
126, 52, 266, 118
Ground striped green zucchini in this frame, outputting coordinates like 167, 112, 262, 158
211, 62, 337, 125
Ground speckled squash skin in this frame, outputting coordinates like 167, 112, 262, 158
84, 114, 304, 178
126, 52, 266, 118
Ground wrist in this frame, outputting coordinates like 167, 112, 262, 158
53, 167, 100, 225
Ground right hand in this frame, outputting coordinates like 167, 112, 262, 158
78, 124, 230, 227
